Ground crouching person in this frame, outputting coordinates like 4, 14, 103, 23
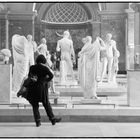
26, 54, 61, 127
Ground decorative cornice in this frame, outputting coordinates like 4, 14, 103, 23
99, 10, 127, 20
129, 3, 139, 12
8, 12, 35, 20
0, 11, 36, 20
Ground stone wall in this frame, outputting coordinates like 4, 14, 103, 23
0, 64, 12, 104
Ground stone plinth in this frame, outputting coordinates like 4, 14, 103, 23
98, 82, 118, 88
60, 79, 78, 86
127, 70, 140, 106
0, 64, 12, 104
81, 99, 102, 104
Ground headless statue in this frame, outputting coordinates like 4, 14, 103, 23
12, 34, 29, 96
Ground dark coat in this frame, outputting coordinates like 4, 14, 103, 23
26, 63, 53, 103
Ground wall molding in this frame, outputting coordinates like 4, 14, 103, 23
99, 10, 127, 20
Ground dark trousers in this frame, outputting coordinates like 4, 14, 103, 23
29, 100, 54, 123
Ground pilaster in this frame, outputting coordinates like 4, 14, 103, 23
125, 8, 135, 70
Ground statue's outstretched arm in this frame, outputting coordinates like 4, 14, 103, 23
56, 41, 60, 52
71, 41, 75, 57
56, 31, 63, 37
33, 41, 37, 52
113, 41, 117, 51
97, 37, 106, 49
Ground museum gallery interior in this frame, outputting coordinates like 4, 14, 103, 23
0, 2, 140, 123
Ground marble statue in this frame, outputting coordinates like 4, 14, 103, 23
0, 49, 11, 64
27, 34, 37, 66
111, 49, 120, 83
98, 33, 117, 83
12, 34, 29, 95
37, 38, 48, 58
56, 30, 75, 85
78, 36, 101, 99
46, 51, 53, 68
97, 37, 108, 83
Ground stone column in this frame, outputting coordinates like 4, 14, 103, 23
32, 11, 37, 41
127, 4, 140, 106
125, 8, 135, 70
32, 16, 34, 40
5, 11, 9, 49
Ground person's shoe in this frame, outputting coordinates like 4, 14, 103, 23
36, 121, 41, 127
51, 117, 61, 125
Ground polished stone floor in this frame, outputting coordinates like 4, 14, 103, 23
0, 122, 140, 137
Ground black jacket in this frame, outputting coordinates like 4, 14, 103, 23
26, 63, 53, 103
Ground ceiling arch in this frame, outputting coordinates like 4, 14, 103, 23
35, 3, 100, 23
43, 3, 91, 24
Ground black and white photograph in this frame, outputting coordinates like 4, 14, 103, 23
0, 1, 139, 138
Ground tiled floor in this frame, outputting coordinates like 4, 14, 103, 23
0, 122, 140, 137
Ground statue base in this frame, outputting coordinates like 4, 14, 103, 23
81, 98, 102, 104
98, 81, 118, 88
49, 91, 60, 96
60, 79, 78, 86
0, 64, 12, 104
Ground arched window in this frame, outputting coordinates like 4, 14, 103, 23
44, 3, 90, 24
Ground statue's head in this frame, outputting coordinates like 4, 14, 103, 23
82, 36, 92, 44
82, 38, 87, 44
106, 33, 112, 41
0, 49, 11, 64
41, 38, 46, 44
86, 36, 92, 43
27, 34, 32, 41
63, 31, 70, 38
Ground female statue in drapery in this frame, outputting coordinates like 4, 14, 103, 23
111, 49, 120, 84
78, 36, 101, 99
12, 34, 29, 96
27, 34, 37, 66
56, 31, 75, 85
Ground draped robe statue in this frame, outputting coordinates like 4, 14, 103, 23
79, 36, 101, 99
12, 34, 29, 95
111, 49, 120, 84
27, 34, 37, 66
56, 31, 75, 85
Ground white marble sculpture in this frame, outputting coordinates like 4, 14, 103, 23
0, 48, 11, 64
12, 34, 29, 96
27, 34, 37, 66
111, 49, 120, 84
78, 36, 101, 99
37, 38, 48, 58
56, 30, 76, 85
98, 34, 118, 83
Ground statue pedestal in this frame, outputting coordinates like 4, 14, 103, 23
60, 79, 78, 86
98, 82, 118, 88
81, 98, 102, 104
0, 64, 12, 104
127, 70, 140, 106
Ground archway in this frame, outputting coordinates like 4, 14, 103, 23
35, 3, 98, 69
